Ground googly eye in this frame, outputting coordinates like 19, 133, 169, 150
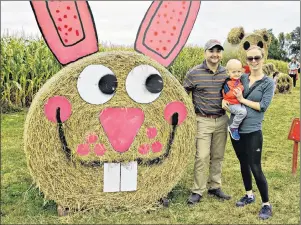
126, 65, 163, 103
77, 65, 117, 104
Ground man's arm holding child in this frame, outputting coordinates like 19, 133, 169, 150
222, 78, 231, 112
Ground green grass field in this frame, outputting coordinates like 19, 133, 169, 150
1, 84, 300, 224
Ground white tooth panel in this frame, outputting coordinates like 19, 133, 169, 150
103, 163, 121, 192
120, 161, 138, 192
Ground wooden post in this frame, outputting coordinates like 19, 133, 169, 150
292, 142, 299, 175
288, 118, 300, 176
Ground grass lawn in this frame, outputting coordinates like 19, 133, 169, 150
1, 84, 300, 224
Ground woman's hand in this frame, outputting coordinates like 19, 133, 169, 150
222, 99, 230, 113
233, 87, 244, 102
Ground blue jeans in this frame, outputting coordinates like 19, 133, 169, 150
229, 104, 247, 129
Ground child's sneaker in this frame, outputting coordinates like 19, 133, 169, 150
228, 127, 240, 140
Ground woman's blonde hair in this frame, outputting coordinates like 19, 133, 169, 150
246, 45, 265, 57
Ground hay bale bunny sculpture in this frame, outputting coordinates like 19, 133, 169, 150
24, 1, 200, 215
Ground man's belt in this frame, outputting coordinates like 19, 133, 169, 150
196, 113, 224, 119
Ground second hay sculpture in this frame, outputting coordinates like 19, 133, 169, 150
223, 27, 293, 94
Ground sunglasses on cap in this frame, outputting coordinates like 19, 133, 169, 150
246, 56, 262, 62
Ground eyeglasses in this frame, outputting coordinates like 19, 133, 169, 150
246, 56, 262, 62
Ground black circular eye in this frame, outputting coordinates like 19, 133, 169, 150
126, 65, 163, 103
145, 74, 163, 94
263, 35, 269, 42
98, 74, 117, 95
243, 41, 250, 50
239, 32, 244, 40
257, 41, 264, 48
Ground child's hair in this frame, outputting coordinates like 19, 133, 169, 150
246, 45, 265, 57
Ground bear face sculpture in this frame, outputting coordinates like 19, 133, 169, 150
223, 27, 271, 67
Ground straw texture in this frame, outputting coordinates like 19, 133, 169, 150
24, 51, 196, 212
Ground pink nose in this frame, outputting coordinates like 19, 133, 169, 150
99, 108, 145, 153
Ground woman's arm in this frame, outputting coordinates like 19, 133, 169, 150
234, 81, 275, 112
233, 87, 260, 111
239, 98, 261, 111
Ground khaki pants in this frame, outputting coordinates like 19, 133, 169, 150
191, 114, 228, 195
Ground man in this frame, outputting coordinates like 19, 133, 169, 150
287, 57, 300, 88
183, 39, 231, 205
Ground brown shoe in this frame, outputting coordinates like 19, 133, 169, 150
208, 188, 231, 200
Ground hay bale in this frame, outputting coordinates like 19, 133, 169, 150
254, 29, 271, 47
227, 27, 244, 45
274, 73, 293, 94
263, 63, 278, 77
24, 51, 196, 212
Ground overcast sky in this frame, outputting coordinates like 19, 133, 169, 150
1, 1, 300, 47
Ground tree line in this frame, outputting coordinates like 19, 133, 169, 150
268, 26, 300, 61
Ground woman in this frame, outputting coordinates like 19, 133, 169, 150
287, 57, 300, 88
222, 45, 275, 220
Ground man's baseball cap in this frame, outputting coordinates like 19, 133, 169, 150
204, 39, 224, 51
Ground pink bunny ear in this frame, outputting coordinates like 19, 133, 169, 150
135, 1, 201, 67
31, 1, 98, 65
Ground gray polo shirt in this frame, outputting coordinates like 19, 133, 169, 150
229, 74, 275, 133
183, 60, 228, 116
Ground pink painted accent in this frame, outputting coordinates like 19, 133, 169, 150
138, 144, 150, 155
31, 1, 98, 65
99, 108, 145, 153
94, 143, 107, 156
151, 141, 163, 153
86, 134, 98, 144
135, 1, 201, 66
77, 143, 90, 156
164, 101, 187, 125
147, 127, 157, 139
44, 96, 72, 123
